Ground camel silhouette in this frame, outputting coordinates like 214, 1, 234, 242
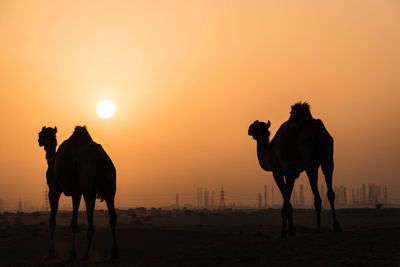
248, 102, 342, 236
38, 126, 118, 261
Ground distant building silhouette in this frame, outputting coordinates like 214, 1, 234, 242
319, 184, 329, 208
299, 184, 305, 206
334, 186, 347, 206
375, 185, 381, 204
291, 185, 297, 206
196, 188, 203, 208
362, 184, 366, 204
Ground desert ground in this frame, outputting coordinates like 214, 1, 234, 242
0, 208, 399, 266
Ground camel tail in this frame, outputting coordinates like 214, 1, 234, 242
96, 163, 116, 202
95, 145, 117, 202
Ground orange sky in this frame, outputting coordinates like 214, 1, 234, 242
0, 1, 399, 208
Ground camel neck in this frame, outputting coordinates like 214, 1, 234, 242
45, 145, 56, 166
256, 139, 274, 171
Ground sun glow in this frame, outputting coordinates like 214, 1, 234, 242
96, 100, 115, 119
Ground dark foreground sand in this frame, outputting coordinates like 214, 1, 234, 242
0, 208, 399, 266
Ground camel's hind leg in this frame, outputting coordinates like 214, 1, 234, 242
322, 159, 342, 232
106, 197, 119, 259
68, 195, 81, 262
83, 192, 96, 261
46, 189, 61, 259
285, 177, 296, 236
306, 167, 322, 233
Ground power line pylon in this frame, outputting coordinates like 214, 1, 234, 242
271, 184, 274, 207
219, 186, 225, 210
264, 185, 268, 208
17, 198, 22, 212
384, 186, 388, 205
204, 188, 209, 208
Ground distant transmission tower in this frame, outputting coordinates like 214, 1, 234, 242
271, 184, 274, 207
264, 185, 268, 208
219, 186, 225, 209
204, 188, 209, 208
362, 184, 366, 204
293, 185, 297, 206
211, 191, 215, 209
18, 198, 22, 211
384, 186, 388, 205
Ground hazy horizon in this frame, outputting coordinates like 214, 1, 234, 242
1, 1, 399, 209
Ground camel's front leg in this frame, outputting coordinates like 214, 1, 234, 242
273, 172, 289, 237
321, 160, 342, 232
46, 189, 61, 259
285, 177, 296, 236
67, 195, 81, 262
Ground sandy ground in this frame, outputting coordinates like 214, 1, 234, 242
0, 208, 399, 266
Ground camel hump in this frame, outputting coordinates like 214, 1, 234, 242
69, 126, 93, 146
289, 102, 312, 123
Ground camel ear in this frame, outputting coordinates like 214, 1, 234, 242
54, 127, 57, 133
266, 120, 271, 128
42, 126, 46, 131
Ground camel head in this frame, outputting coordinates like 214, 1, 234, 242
38, 126, 57, 148
248, 120, 271, 141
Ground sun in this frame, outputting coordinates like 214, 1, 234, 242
96, 100, 115, 119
